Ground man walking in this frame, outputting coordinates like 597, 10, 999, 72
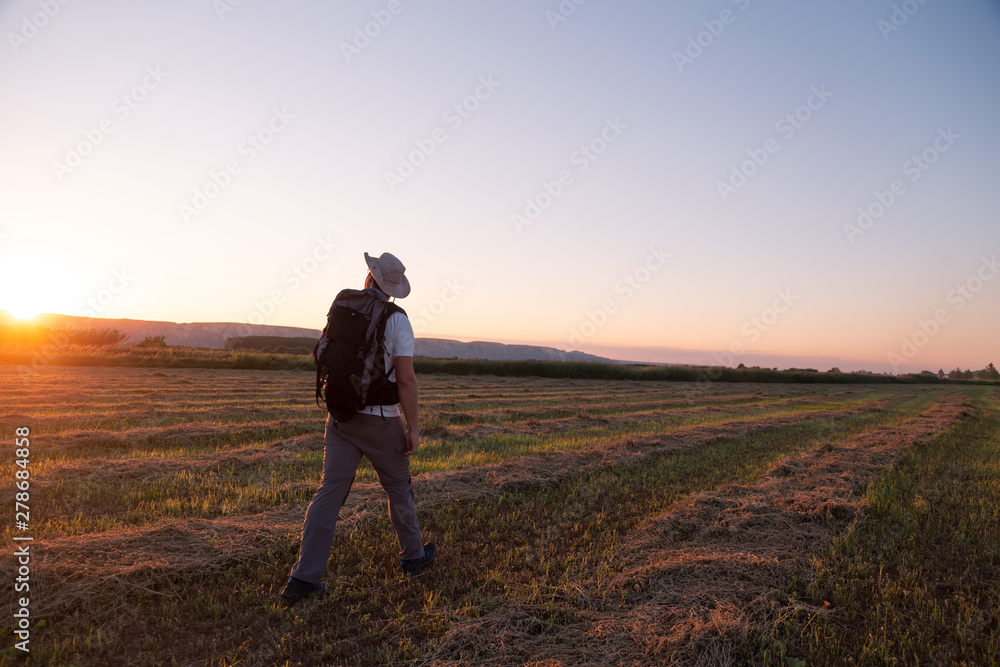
280, 251, 435, 604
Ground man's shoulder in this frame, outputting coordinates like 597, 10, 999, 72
385, 309, 413, 341
386, 309, 411, 327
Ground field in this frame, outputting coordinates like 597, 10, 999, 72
1, 366, 998, 665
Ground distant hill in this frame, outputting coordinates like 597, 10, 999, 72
415, 337, 607, 363
7, 312, 317, 350
0, 312, 611, 364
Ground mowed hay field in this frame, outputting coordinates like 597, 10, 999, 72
1, 366, 999, 666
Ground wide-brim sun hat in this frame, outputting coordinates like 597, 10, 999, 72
364, 251, 410, 298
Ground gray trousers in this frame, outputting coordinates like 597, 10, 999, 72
289, 413, 424, 583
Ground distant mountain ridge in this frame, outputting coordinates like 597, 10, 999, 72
414, 338, 607, 363
1, 312, 611, 364
11, 312, 315, 350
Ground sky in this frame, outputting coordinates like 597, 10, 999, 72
0, 0, 998, 374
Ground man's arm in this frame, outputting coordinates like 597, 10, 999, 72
394, 355, 419, 455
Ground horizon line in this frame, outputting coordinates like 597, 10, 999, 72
0, 309, 944, 375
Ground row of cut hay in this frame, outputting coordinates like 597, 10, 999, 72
0, 397, 900, 621
0, 393, 320, 415
418, 392, 973, 666
0, 401, 886, 545
17, 434, 325, 489
1, 364, 872, 409
1, 380, 914, 543
5, 392, 902, 535
0, 384, 316, 404
419, 393, 890, 445
15, 388, 795, 430
1, 393, 801, 463
423, 390, 840, 423
0, 408, 323, 446
4, 372, 879, 460
417, 382, 876, 408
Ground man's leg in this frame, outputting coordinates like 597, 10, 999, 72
289, 415, 363, 583
355, 414, 425, 561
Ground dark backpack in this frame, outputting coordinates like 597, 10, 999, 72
314, 288, 406, 422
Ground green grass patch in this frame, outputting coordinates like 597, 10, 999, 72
760, 388, 1000, 665
406, 391, 903, 477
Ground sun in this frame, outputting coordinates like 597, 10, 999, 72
6, 305, 41, 320
0, 254, 74, 321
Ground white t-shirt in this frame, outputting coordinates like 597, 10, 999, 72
358, 311, 414, 417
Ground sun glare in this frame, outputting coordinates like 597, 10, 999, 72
0, 293, 43, 321
7, 306, 41, 320
0, 254, 76, 321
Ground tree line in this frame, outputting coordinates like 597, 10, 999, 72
938, 363, 999, 381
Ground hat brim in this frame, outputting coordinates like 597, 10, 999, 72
364, 252, 410, 298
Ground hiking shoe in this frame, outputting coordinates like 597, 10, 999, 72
279, 576, 327, 604
401, 542, 437, 576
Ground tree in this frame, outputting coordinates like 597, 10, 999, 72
56, 327, 127, 346
984, 363, 999, 381
137, 335, 166, 348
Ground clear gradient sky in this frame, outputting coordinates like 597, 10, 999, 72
1, 0, 998, 373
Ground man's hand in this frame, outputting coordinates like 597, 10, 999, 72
404, 428, 420, 456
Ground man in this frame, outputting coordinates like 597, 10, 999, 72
280, 251, 435, 604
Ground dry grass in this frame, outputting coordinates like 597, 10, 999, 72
0, 366, 988, 665
10, 396, 888, 620
418, 393, 971, 666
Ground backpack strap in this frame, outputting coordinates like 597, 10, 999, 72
365, 301, 407, 407
313, 338, 324, 409
373, 302, 406, 364
375, 302, 407, 363
313, 329, 326, 410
